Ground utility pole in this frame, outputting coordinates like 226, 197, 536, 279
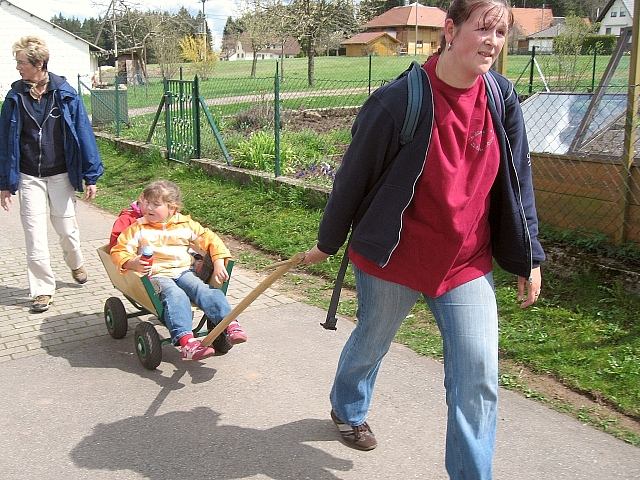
199, 0, 208, 61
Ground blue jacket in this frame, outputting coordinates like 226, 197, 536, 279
0, 73, 103, 194
317, 68, 545, 279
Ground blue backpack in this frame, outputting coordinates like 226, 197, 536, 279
322, 62, 506, 330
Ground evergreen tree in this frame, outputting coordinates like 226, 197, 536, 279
221, 16, 245, 58
357, 0, 403, 25
50, 14, 84, 36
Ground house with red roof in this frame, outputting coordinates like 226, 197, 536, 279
341, 2, 446, 57
510, 7, 555, 52
222, 34, 300, 61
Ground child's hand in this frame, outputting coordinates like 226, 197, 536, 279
123, 255, 153, 276
212, 259, 230, 285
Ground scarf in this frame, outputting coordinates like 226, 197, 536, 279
25, 73, 50, 102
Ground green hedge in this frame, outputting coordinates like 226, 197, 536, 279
581, 35, 617, 55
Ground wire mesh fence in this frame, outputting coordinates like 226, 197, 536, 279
85, 53, 640, 247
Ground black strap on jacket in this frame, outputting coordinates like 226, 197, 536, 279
321, 65, 506, 331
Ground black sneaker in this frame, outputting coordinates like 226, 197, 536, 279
31, 295, 52, 313
330, 409, 377, 451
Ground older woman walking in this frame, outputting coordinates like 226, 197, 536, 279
0, 36, 103, 312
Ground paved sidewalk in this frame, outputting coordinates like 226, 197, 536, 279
0, 198, 638, 479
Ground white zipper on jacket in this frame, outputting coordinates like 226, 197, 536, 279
503, 135, 533, 274
380, 72, 434, 268
16, 93, 56, 178
497, 84, 534, 274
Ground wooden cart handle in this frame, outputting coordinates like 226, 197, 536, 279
200, 252, 306, 347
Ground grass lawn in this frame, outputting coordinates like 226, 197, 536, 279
94, 139, 640, 445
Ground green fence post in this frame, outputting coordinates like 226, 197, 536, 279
77, 74, 82, 98
590, 48, 598, 93
368, 55, 372, 96
164, 78, 172, 160
114, 78, 121, 138
194, 75, 201, 159
274, 61, 281, 178
528, 46, 536, 95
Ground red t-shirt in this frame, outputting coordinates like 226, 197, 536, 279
350, 56, 500, 297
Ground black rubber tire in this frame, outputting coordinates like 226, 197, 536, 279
104, 297, 128, 339
134, 322, 162, 370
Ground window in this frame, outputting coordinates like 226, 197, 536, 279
619, 9, 626, 16
606, 27, 612, 34
611, 10, 617, 16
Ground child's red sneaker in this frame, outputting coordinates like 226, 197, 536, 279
181, 339, 214, 361
226, 320, 247, 344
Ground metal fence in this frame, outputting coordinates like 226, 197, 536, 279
85, 52, 639, 246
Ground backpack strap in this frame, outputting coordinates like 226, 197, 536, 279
400, 61, 424, 146
322, 61, 425, 331
321, 239, 351, 330
484, 71, 505, 125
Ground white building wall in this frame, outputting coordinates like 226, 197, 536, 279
528, 38, 554, 52
0, 2, 94, 98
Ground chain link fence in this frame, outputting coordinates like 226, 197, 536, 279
84, 52, 640, 247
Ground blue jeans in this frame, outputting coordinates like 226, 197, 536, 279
152, 270, 231, 344
330, 266, 498, 480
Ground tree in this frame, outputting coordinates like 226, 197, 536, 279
221, 16, 244, 59
547, 15, 597, 89
508, 0, 602, 20
149, 17, 182, 78
179, 35, 217, 79
50, 14, 84, 36
250, 1, 300, 80
236, 3, 274, 78
317, 30, 345, 56
357, 0, 402, 25
288, 0, 347, 86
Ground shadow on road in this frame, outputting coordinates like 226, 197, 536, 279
44, 318, 218, 388
70, 407, 353, 480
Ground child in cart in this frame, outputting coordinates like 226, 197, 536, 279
110, 180, 247, 361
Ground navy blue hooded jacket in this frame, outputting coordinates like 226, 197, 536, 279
316, 67, 545, 279
0, 73, 103, 194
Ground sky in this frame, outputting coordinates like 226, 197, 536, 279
9, 0, 239, 49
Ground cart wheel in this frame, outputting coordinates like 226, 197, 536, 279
134, 322, 162, 370
104, 297, 128, 339
212, 331, 233, 355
